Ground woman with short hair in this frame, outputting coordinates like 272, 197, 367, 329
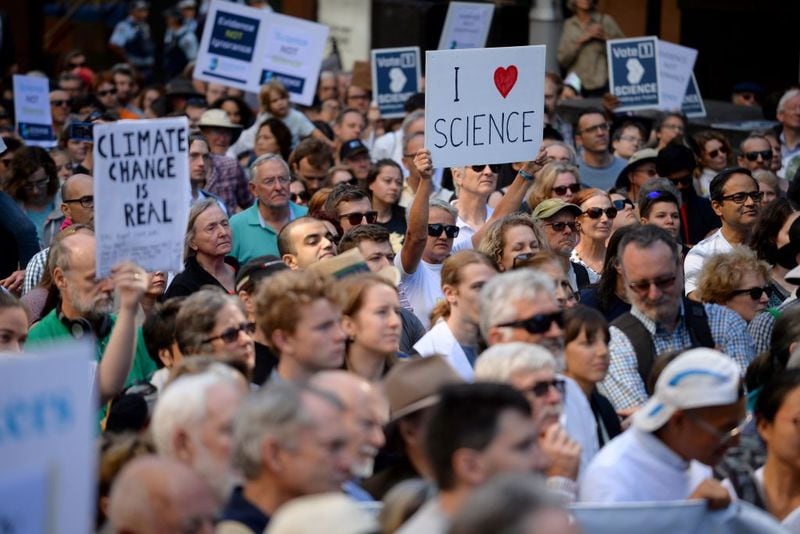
478, 214, 547, 272
697, 245, 770, 323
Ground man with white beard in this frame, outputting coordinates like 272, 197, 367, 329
311, 370, 389, 501
150, 367, 248, 505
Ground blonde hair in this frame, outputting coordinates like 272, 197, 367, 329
430, 250, 496, 324
526, 162, 580, 210
259, 79, 289, 113
477, 214, 547, 271
697, 245, 769, 304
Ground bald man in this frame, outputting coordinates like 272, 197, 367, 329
108, 455, 217, 534
311, 371, 389, 500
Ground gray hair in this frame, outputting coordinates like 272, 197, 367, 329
401, 110, 425, 137
429, 198, 458, 219
184, 198, 225, 259
738, 133, 770, 154
474, 342, 556, 382
403, 131, 425, 154
319, 70, 336, 81
544, 140, 578, 166
174, 288, 243, 355
778, 88, 800, 113
249, 152, 291, 183
478, 270, 556, 340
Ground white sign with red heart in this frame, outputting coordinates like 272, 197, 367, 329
425, 45, 545, 168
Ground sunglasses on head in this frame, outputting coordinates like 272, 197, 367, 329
612, 198, 635, 211
204, 322, 256, 344
744, 150, 772, 162
582, 206, 617, 219
552, 183, 581, 196
497, 311, 564, 334
428, 223, 460, 238
707, 147, 727, 159
646, 190, 673, 200
340, 211, 378, 225
470, 164, 501, 173
526, 378, 566, 398
729, 285, 770, 300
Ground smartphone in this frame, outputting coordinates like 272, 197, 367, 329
69, 121, 93, 142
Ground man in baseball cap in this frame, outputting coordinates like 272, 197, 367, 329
339, 139, 372, 184
580, 348, 746, 508
532, 198, 586, 291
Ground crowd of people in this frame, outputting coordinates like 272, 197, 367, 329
2, 0, 800, 532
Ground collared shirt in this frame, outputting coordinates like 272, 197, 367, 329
452, 205, 493, 252
684, 228, 733, 295
229, 200, 307, 265
23, 247, 49, 295
748, 296, 798, 354
603, 303, 756, 410
579, 427, 712, 503
206, 154, 253, 214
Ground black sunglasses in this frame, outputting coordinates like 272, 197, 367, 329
628, 274, 677, 296
497, 311, 564, 334
729, 286, 770, 300
707, 147, 727, 159
470, 164, 501, 173
582, 206, 617, 219
525, 378, 566, 398
63, 195, 94, 209
719, 191, 763, 204
612, 198, 635, 211
428, 223, 460, 238
744, 150, 772, 162
97, 88, 117, 97
340, 211, 378, 225
670, 174, 693, 187
51, 99, 70, 107
552, 183, 581, 196
290, 191, 309, 203
204, 322, 256, 344
544, 221, 579, 233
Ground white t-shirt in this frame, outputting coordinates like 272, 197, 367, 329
452, 205, 493, 251
413, 320, 472, 380
395, 254, 444, 329
561, 375, 601, 478
683, 229, 733, 295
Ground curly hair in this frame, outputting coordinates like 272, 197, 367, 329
3, 146, 59, 202
525, 161, 580, 209
477, 213, 547, 271
697, 245, 769, 304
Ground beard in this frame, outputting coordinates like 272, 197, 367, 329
350, 445, 379, 479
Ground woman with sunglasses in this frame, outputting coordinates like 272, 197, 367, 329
414, 251, 497, 379
697, 246, 770, 324
289, 179, 309, 207
3, 146, 60, 247
526, 162, 581, 210
571, 188, 617, 284
93, 71, 120, 114
694, 131, 733, 198
749, 200, 797, 307
367, 159, 407, 237
478, 213, 546, 272
608, 188, 638, 236
562, 305, 621, 448
338, 273, 404, 382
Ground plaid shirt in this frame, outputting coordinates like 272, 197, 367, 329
748, 296, 798, 354
206, 155, 253, 214
23, 247, 49, 295
602, 302, 757, 410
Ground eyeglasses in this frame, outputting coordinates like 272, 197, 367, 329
470, 164, 501, 173
203, 322, 256, 344
97, 88, 117, 97
728, 285, 770, 300
707, 148, 727, 159
63, 195, 94, 208
686, 412, 752, 445
619, 135, 642, 144
543, 221, 579, 233
260, 175, 291, 187
50, 99, 70, 107
612, 198, 635, 211
24, 177, 50, 190
290, 191, 310, 203
578, 122, 610, 135
552, 183, 581, 196
627, 274, 677, 296
524, 378, 566, 398
582, 206, 617, 219
340, 211, 378, 225
718, 191, 763, 204
497, 311, 564, 334
744, 150, 772, 162
427, 223, 460, 238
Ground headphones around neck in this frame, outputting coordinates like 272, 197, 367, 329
58, 305, 113, 340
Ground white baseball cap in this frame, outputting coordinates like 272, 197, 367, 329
633, 348, 742, 432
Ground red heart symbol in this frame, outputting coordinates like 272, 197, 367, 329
494, 65, 518, 98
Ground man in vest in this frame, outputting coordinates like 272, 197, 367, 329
603, 225, 756, 411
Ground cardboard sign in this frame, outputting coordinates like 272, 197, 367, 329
657, 41, 697, 111
93, 117, 191, 277
438, 1, 495, 50
607, 37, 660, 111
371, 47, 421, 119
259, 13, 329, 106
425, 45, 545, 168
682, 73, 706, 118
194, 0, 267, 92
12, 75, 56, 147
0, 341, 95, 534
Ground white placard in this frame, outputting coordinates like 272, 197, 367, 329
12, 74, 56, 147
425, 45, 545, 168
318, 0, 371, 72
259, 13, 330, 106
193, 0, 268, 92
438, 1, 495, 50
0, 341, 95, 534
657, 41, 697, 111
93, 117, 191, 277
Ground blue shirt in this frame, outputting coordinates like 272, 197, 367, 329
229, 200, 307, 265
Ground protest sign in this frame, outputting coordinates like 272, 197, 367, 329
93, 117, 191, 277
194, 0, 267, 92
658, 41, 698, 111
12, 74, 56, 147
682, 73, 706, 118
371, 47, 421, 119
425, 45, 545, 168
259, 13, 329, 106
0, 341, 95, 534
438, 1, 495, 50
318, 0, 371, 71
607, 36, 660, 111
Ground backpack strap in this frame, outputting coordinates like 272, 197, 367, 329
683, 298, 715, 349
611, 312, 656, 385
